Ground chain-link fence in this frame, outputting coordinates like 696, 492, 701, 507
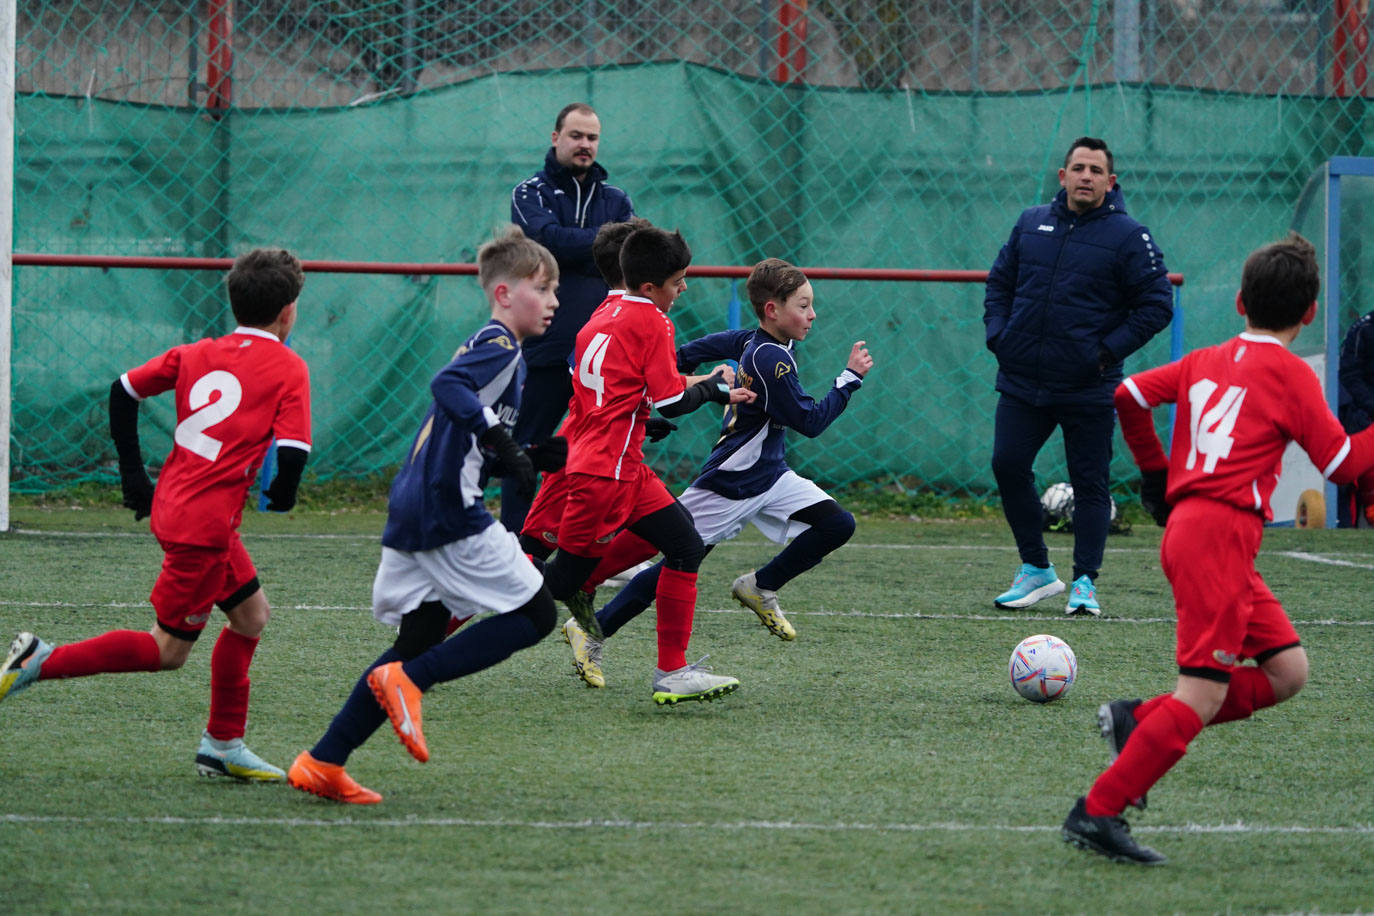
11, 0, 1374, 496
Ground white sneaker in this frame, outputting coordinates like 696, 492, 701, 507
562, 618, 605, 688
651, 656, 739, 706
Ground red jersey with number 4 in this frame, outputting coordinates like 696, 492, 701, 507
1116, 332, 1374, 520
121, 327, 312, 547
562, 294, 686, 480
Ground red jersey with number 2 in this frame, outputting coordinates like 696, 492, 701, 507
562, 294, 686, 480
1117, 332, 1374, 521
121, 327, 312, 547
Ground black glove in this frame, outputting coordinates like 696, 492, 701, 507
481, 425, 536, 502
262, 445, 308, 513
1139, 469, 1170, 527
525, 436, 567, 473
119, 461, 154, 521
645, 417, 678, 442
262, 476, 299, 512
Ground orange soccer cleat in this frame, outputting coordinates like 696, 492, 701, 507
287, 751, 382, 804
367, 661, 429, 763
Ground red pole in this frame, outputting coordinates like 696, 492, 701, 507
206, 0, 233, 114
774, 0, 808, 84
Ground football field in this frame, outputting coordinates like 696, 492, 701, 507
2, 508, 1372, 913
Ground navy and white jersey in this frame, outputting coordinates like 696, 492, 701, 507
680, 328, 863, 500
382, 320, 525, 551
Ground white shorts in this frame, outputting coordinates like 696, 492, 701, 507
371, 522, 543, 627
679, 471, 830, 546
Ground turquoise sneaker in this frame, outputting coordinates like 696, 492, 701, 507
195, 731, 285, 782
0, 632, 53, 704
1065, 575, 1102, 616
994, 564, 1065, 609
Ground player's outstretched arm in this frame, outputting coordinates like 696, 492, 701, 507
657, 369, 755, 418
108, 379, 153, 521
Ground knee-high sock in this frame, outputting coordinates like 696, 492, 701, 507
755, 518, 852, 591
207, 627, 258, 741
654, 567, 697, 671
597, 560, 663, 638
1209, 667, 1277, 725
1086, 696, 1202, 817
403, 612, 541, 691
311, 647, 402, 766
584, 531, 658, 592
40, 630, 161, 680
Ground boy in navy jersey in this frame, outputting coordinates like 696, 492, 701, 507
1062, 233, 1374, 864
0, 249, 311, 781
286, 227, 563, 803
561, 257, 872, 688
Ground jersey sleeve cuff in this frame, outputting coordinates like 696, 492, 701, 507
119, 373, 145, 401
482, 406, 502, 429
275, 439, 312, 453
835, 369, 863, 389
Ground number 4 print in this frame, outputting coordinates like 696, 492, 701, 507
578, 332, 612, 406
175, 370, 243, 461
1186, 378, 1246, 473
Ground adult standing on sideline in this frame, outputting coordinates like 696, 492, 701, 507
506, 102, 635, 531
983, 136, 1173, 616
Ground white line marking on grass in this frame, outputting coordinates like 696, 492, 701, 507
1, 812, 1370, 836
2, 601, 1371, 627
1276, 550, 1374, 571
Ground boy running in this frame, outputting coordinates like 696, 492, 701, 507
1062, 233, 1374, 864
0, 249, 311, 781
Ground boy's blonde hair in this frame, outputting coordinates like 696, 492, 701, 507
477, 225, 558, 292
745, 257, 808, 321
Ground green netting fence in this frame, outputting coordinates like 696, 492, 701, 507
11, 0, 1374, 498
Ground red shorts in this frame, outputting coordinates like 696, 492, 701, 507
150, 533, 259, 639
553, 466, 675, 557
1161, 499, 1300, 676
521, 469, 571, 551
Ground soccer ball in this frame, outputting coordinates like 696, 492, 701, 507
1009, 634, 1077, 703
1041, 482, 1074, 525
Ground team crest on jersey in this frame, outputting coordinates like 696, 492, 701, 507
775, 361, 792, 380
1212, 649, 1238, 666
491, 335, 515, 351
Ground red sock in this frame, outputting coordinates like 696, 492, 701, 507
207, 627, 258, 741
1086, 696, 1202, 817
40, 630, 160, 679
444, 614, 473, 637
654, 567, 698, 672
1209, 666, 1277, 725
1134, 692, 1172, 724
585, 531, 658, 592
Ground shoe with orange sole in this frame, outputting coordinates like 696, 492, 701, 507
287, 750, 382, 804
367, 661, 429, 762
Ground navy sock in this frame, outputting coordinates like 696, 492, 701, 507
403, 611, 541, 691
755, 510, 854, 592
311, 647, 401, 765
596, 560, 663, 638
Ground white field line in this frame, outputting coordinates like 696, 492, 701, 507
0, 812, 1370, 836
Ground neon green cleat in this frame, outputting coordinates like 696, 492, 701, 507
195, 731, 285, 782
562, 618, 605, 688
0, 632, 53, 704
731, 572, 796, 640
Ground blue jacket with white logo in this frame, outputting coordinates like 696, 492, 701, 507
382, 320, 524, 552
511, 148, 634, 368
983, 185, 1173, 407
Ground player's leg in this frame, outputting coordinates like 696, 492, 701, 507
368, 526, 552, 761
990, 394, 1063, 607
519, 467, 571, 561
1060, 402, 1115, 615
540, 473, 636, 638
501, 364, 572, 533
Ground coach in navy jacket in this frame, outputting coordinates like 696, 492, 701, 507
983, 136, 1172, 616
505, 102, 634, 530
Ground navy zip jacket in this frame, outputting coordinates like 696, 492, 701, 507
983, 185, 1173, 407
511, 147, 634, 368
1339, 310, 1374, 432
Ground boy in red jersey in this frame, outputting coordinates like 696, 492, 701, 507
0, 249, 311, 782
540, 226, 756, 705
1062, 233, 1374, 864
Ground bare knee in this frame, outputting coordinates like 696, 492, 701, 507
1263, 646, 1308, 703
152, 627, 194, 670
223, 588, 271, 639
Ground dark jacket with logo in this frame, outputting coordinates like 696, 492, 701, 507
511, 148, 635, 368
983, 185, 1173, 407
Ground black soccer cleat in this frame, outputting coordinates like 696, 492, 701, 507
1098, 699, 1147, 810
1062, 796, 1166, 866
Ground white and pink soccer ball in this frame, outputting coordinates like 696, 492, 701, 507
1009, 634, 1077, 703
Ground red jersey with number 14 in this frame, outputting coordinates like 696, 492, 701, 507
121, 327, 312, 547
1116, 332, 1374, 520
562, 294, 686, 480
